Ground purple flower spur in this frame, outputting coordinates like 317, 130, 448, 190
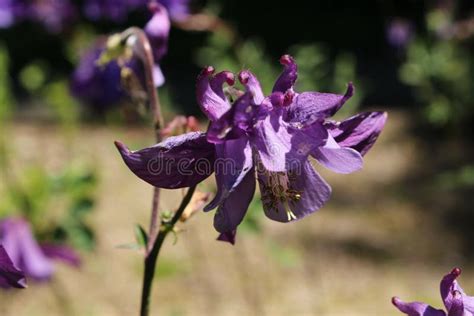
393, 268, 474, 316
115, 55, 387, 243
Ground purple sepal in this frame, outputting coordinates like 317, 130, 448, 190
217, 230, 236, 245
286, 82, 354, 124
115, 132, 216, 189
40, 244, 81, 267
213, 169, 255, 233
0, 245, 27, 289
0, 218, 53, 281
328, 111, 388, 156
392, 297, 447, 316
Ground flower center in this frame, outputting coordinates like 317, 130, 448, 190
258, 169, 302, 221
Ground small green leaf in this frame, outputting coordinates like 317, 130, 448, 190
135, 224, 148, 248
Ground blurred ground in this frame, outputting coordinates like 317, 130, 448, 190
1, 110, 473, 316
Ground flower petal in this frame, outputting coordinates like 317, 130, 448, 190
312, 134, 363, 174
213, 168, 256, 233
286, 82, 354, 124
238, 70, 265, 105
272, 55, 298, 93
448, 291, 464, 316
160, 0, 189, 22
0, 218, 54, 281
441, 268, 463, 310
204, 138, 253, 211
258, 161, 331, 222
287, 122, 328, 163
329, 111, 387, 156
0, 245, 27, 289
392, 297, 446, 316
217, 230, 236, 245
144, 2, 170, 62
206, 93, 251, 144
152, 64, 165, 87
70, 43, 124, 108
40, 244, 81, 267
440, 268, 474, 314
253, 114, 292, 172
196, 67, 234, 121
115, 132, 215, 189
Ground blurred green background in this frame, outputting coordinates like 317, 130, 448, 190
1, 0, 474, 315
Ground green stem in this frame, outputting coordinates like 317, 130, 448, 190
140, 185, 196, 316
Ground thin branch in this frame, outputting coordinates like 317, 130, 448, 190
120, 27, 164, 254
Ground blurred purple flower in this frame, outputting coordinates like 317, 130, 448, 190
83, 0, 147, 21
0, 0, 76, 32
71, 47, 165, 111
393, 268, 474, 316
159, 0, 189, 22
71, 42, 125, 110
145, 2, 171, 62
0, 0, 14, 28
72, 1, 170, 109
115, 55, 387, 243
0, 245, 27, 289
386, 19, 413, 50
83, 0, 189, 22
0, 218, 80, 284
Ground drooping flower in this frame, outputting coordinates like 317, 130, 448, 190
71, 41, 126, 111
115, 55, 386, 243
0, 218, 80, 284
393, 268, 474, 316
0, 245, 26, 289
71, 2, 169, 109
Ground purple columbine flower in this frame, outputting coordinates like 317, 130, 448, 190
0, 218, 80, 284
71, 42, 126, 110
115, 55, 387, 243
0, 245, 26, 289
71, 2, 169, 109
393, 268, 474, 316
71, 45, 165, 109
